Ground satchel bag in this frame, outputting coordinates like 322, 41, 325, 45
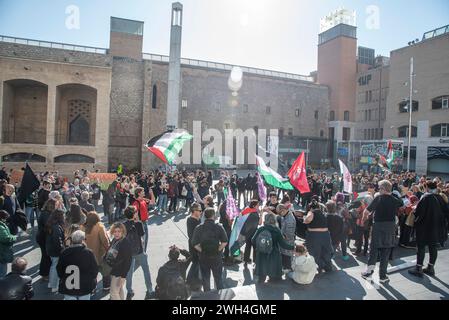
405, 211, 415, 227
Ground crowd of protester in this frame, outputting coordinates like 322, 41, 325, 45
0, 165, 448, 300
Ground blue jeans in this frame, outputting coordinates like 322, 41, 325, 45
126, 252, 153, 294
142, 221, 149, 253
48, 257, 60, 289
0, 263, 7, 277
157, 194, 168, 213
25, 206, 38, 228
114, 205, 124, 222
64, 294, 91, 300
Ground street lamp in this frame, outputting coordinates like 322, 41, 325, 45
406, 57, 415, 172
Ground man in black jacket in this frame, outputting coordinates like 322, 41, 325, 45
186, 203, 202, 290
155, 245, 192, 300
56, 230, 98, 300
0, 257, 34, 300
192, 208, 228, 292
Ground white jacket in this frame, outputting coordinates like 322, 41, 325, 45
291, 254, 317, 285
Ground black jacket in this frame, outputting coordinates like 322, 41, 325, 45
0, 272, 34, 300
110, 238, 133, 278
46, 224, 65, 257
37, 189, 50, 211
56, 244, 98, 296
36, 210, 51, 246
414, 193, 449, 246
79, 200, 95, 213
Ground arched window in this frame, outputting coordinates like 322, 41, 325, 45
54, 154, 95, 163
431, 123, 449, 137
399, 100, 418, 113
329, 111, 335, 121
398, 126, 417, 138
152, 85, 158, 109
2, 153, 46, 163
69, 115, 90, 145
431, 96, 449, 110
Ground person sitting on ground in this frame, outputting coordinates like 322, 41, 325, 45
155, 245, 192, 300
288, 244, 318, 285
0, 257, 33, 300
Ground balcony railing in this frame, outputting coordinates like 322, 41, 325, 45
0, 35, 108, 54
143, 53, 314, 82
0, 35, 314, 82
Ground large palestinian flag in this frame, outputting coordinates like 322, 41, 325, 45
255, 155, 293, 190
146, 129, 193, 165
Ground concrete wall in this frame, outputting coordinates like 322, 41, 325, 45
384, 33, 449, 174
355, 65, 389, 140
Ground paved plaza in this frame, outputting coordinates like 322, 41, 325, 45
12, 204, 449, 301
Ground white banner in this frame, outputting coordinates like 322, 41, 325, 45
338, 159, 353, 194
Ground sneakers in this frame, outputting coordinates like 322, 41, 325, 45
51, 288, 58, 293
342, 255, 350, 261
408, 265, 424, 278
379, 276, 390, 284
282, 268, 292, 274
145, 291, 156, 300
361, 270, 374, 279
423, 265, 435, 276
126, 292, 135, 300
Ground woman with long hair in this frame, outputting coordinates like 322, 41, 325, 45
36, 199, 57, 280
107, 222, 132, 300
85, 211, 111, 291
45, 209, 66, 293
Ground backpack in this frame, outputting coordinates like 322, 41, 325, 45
157, 264, 189, 300
125, 221, 143, 256
256, 229, 273, 254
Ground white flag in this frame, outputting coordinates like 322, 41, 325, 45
338, 159, 353, 194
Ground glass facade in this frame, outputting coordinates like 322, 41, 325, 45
318, 24, 356, 45
111, 17, 144, 36
358, 46, 375, 66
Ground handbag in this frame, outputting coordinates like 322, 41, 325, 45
181, 186, 188, 197
99, 256, 112, 277
405, 212, 415, 227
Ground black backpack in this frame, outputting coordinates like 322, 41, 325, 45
125, 221, 143, 256
157, 265, 189, 300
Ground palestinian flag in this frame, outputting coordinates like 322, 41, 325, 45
146, 129, 193, 165
386, 140, 395, 167
255, 155, 293, 190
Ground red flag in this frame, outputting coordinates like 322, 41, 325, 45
288, 152, 310, 193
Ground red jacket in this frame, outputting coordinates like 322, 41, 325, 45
133, 199, 149, 222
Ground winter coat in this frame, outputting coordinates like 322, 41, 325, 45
85, 223, 110, 265
414, 193, 449, 246
280, 211, 296, 257
291, 254, 318, 285
109, 238, 133, 278
46, 224, 65, 258
251, 225, 294, 279
56, 244, 98, 296
0, 220, 16, 264
0, 272, 33, 300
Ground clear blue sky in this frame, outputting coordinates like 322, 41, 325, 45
0, 0, 448, 75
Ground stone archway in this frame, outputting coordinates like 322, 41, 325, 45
2, 79, 48, 144
55, 84, 97, 146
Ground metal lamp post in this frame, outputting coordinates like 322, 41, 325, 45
407, 57, 414, 172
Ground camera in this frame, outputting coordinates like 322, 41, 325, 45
308, 199, 319, 211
